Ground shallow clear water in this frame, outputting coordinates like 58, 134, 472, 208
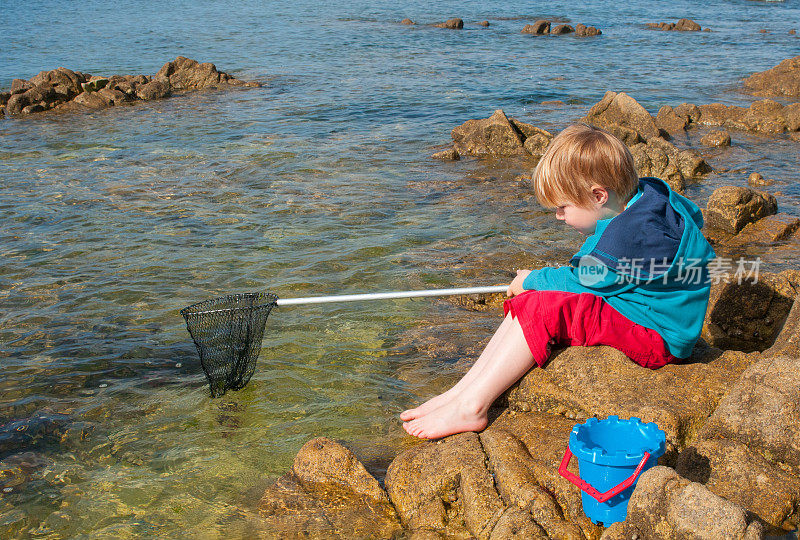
2, 0, 800, 537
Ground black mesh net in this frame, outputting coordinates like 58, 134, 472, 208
180, 292, 278, 397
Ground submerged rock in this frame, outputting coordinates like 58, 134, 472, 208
433, 18, 463, 29
743, 55, 800, 98
646, 18, 703, 31
522, 20, 550, 34
2, 57, 259, 118
700, 129, 731, 147
258, 437, 401, 538
550, 24, 574, 35
400, 18, 414, 25
575, 23, 602, 37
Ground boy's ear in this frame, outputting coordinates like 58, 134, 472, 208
591, 185, 609, 205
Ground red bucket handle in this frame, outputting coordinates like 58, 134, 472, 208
558, 448, 652, 503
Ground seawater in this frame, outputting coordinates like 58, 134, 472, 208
1, 0, 800, 536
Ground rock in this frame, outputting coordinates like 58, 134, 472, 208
648, 19, 702, 31
705, 186, 778, 234
479, 21, 490, 27
743, 56, 800, 98
385, 432, 505, 537
574, 23, 602, 37
401, 18, 414, 25
154, 56, 248, 90
0, 92, 9, 107
622, 466, 764, 539
676, 349, 800, 533
784, 103, 800, 131
135, 80, 171, 101
258, 437, 401, 538
791, 29, 797, 35
674, 18, 702, 31
627, 136, 710, 193
451, 109, 527, 157
522, 20, 550, 34
505, 345, 759, 454
550, 24, 574, 35
96, 87, 127, 106
701, 272, 798, 352
748, 172, 772, 187
431, 148, 460, 161
721, 214, 800, 249
582, 91, 661, 141
72, 90, 112, 109
10, 79, 32, 94
700, 130, 731, 147
510, 119, 554, 157
433, 18, 463, 29
655, 105, 689, 134
81, 76, 109, 92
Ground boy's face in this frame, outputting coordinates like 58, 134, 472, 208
554, 203, 605, 235
553, 185, 623, 235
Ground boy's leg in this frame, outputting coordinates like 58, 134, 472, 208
403, 315, 535, 439
400, 314, 517, 421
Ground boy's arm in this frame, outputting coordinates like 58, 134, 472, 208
522, 264, 633, 296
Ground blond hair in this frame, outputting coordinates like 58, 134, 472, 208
533, 123, 638, 208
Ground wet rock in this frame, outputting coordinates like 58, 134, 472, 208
136, 80, 171, 101
0, 412, 71, 458
505, 345, 759, 454
431, 148, 460, 161
720, 213, 800, 249
582, 91, 661, 141
522, 20, 550, 34
647, 18, 703, 31
11, 79, 32, 94
451, 291, 505, 312
628, 136, 711, 192
401, 18, 415, 25
451, 109, 527, 157
154, 56, 250, 90
748, 172, 772, 187
29, 67, 84, 100
620, 466, 764, 539
385, 432, 505, 537
655, 104, 689, 134
0, 92, 9, 106
81, 76, 109, 92
433, 18, 463, 29
511, 119, 554, 158
688, 99, 798, 134
701, 272, 799, 352
259, 437, 401, 538
575, 23, 602, 37
743, 55, 800, 98
72, 90, 112, 109
479, 21, 490, 27
705, 186, 778, 234
700, 129, 731, 147
676, 348, 800, 533
550, 24, 574, 35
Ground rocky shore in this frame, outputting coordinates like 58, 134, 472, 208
255, 56, 800, 538
0, 56, 260, 117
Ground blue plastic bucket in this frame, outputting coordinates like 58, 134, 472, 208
558, 415, 665, 526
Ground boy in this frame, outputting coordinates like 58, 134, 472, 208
402, 123, 715, 439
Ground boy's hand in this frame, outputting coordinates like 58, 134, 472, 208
507, 269, 532, 297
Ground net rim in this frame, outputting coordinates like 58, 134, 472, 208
180, 292, 279, 319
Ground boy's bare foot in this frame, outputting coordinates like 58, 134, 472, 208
402, 398, 488, 439
399, 389, 458, 421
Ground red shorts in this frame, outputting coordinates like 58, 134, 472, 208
504, 290, 678, 369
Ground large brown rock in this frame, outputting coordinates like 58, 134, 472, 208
510, 119, 554, 157
616, 466, 764, 539
701, 272, 799, 352
522, 20, 550, 34
676, 348, 800, 533
451, 109, 527, 157
505, 345, 759, 455
628, 135, 711, 192
28, 67, 84, 101
258, 437, 401, 539
743, 55, 800, 98
674, 18, 702, 31
705, 186, 778, 234
136, 80, 171, 101
385, 432, 505, 538
154, 56, 250, 90
655, 105, 689, 134
582, 91, 661, 141
433, 18, 463, 29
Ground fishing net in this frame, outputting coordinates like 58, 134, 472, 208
180, 292, 278, 397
